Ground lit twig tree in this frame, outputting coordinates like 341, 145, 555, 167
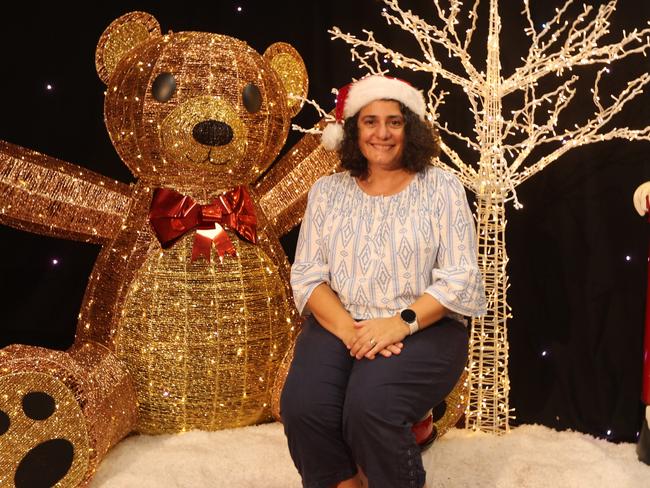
317, 0, 650, 433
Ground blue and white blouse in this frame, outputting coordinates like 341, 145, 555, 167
290, 166, 487, 320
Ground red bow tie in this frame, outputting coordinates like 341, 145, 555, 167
149, 186, 257, 262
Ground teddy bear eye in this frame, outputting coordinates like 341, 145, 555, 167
152, 72, 176, 102
0, 409, 9, 435
243, 83, 262, 113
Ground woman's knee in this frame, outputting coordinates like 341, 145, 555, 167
342, 384, 395, 434
281, 382, 344, 436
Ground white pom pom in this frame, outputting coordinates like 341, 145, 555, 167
321, 123, 344, 151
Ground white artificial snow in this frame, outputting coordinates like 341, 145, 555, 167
89, 423, 650, 488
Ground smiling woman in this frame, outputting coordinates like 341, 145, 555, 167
280, 75, 486, 488
357, 100, 402, 183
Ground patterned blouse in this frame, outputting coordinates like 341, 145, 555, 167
290, 166, 487, 321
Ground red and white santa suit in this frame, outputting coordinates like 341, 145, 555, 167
634, 181, 650, 464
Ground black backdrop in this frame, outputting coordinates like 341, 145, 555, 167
0, 1, 648, 443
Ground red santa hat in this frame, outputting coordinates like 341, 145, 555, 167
321, 75, 427, 151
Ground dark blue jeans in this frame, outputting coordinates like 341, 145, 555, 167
280, 315, 468, 488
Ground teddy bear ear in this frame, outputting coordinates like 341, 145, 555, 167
95, 11, 161, 85
263, 42, 309, 118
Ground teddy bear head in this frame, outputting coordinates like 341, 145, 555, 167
95, 12, 308, 189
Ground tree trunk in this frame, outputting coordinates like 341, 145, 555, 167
465, 192, 511, 433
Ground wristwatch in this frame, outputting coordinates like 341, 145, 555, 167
400, 308, 419, 335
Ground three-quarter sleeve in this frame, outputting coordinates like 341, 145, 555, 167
290, 178, 331, 315
424, 172, 487, 317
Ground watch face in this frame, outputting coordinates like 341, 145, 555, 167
401, 309, 416, 323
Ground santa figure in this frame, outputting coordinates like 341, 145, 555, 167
634, 181, 650, 464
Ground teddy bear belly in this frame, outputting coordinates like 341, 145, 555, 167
114, 233, 294, 434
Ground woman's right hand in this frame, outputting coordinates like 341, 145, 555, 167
306, 284, 404, 359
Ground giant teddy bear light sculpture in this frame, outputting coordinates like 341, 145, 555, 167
0, 11, 467, 488
0, 11, 337, 487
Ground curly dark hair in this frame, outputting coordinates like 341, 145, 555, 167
338, 101, 440, 179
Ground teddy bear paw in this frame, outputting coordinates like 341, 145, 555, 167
0, 371, 91, 488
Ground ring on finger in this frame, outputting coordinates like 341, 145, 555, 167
369, 338, 376, 347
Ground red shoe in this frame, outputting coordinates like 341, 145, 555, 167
412, 411, 436, 451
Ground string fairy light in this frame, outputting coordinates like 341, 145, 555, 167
298, 0, 650, 434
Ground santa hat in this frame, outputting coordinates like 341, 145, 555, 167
321, 75, 427, 151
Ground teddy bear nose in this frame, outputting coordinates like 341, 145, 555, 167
192, 120, 234, 146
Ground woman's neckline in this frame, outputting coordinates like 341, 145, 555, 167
352, 171, 418, 198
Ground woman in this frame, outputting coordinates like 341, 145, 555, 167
281, 75, 486, 488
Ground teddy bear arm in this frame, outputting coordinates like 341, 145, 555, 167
255, 127, 341, 237
0, 140, 132, 243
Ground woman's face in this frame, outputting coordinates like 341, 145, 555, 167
357, 99, 405, 171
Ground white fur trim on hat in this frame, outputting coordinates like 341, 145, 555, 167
344, 75, 426, 120
320, 75, 427, 151
321, 122, 345, 151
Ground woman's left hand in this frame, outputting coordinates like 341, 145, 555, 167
349, 316, 409, 360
